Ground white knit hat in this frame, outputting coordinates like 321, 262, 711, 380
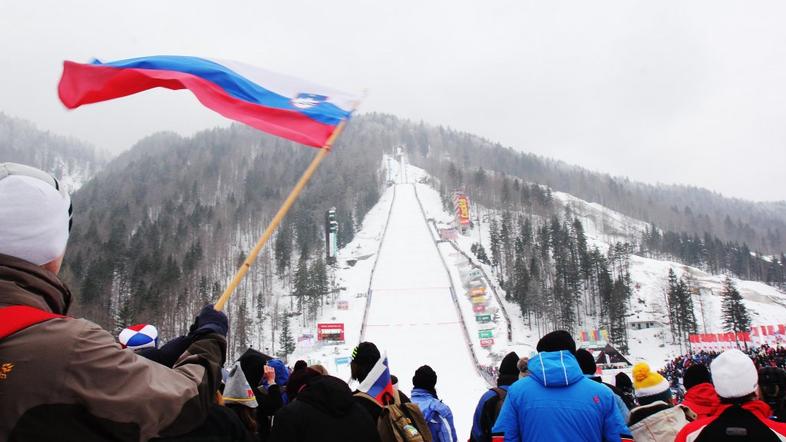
711, 349, 758, 399
0, 163, 71, 266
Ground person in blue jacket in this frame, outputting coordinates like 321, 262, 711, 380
410, 365, 458, 442
469, 351, 522, 441
491, 331, 633, 442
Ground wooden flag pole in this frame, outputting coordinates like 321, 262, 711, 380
214, 122, 347, 311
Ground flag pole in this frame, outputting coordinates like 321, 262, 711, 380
214, 122, 347, 311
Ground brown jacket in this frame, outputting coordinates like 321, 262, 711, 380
0, 253, 226, 441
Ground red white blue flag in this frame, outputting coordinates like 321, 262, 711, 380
357, 352, 397, 405
58, 56, 359, 148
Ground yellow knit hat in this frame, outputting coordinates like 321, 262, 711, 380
632, 362, 670, 398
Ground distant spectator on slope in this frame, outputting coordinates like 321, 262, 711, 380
491, 331, 632, 441
676, 349, 786, 441
410, 365, 458, 442
576, 348, 632, 422
470, 351, 520, 442
680, 364, 720, 420
633, 362, 673, 406
615, 372, 638, 410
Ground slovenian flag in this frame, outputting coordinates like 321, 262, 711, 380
357, 352, 397, 405
58, 56, 359, 148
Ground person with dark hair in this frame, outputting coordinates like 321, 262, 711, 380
680, 364, 720, 420
576, 348, 631, 423
759, 366, 786, 422
470, 351, 520, 441
293, 360, 308, 372
491, 331, 632, 441
349, 341, 410, 421
237, 348, 283, 442
269, 374, 380, 442
615, 372, 638, 410
410, 365, 457, 442
676, 349, 786, 441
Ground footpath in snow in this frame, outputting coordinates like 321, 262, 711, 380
364, 183, 487, 440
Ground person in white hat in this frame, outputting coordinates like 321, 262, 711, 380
0, 162, 229, 441
676, 349, 786, 441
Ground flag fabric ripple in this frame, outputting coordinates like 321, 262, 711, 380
58, 55, 359, 148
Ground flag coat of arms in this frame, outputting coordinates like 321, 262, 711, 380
58, 55, 359, 147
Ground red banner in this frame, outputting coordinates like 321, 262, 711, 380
317, 323, 345, 341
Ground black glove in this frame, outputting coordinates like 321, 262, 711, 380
189, 304, 229, 337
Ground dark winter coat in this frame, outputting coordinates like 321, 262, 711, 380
676, 400, 786, 441
153, 405, 255, 442
0, 253, 226, 441
269, 375, 380, 442
680, 383, 721, 420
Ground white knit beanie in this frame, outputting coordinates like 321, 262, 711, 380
0, 164, 71, 266
711, 349, 758, 399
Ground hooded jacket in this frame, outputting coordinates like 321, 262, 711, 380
680, 383, 721, 420
0, 253, 226, 441
491, 350, 632, 442
675, 400, 786, 442
268, 375, 380, 442
410, 387, 458, 442
628, 402, 694, 442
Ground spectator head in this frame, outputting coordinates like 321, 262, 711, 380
0, 163, 73, 277
497, 351, 520, 387
616, 372, 634, 392
293, 360, 308, 372
117, 324, 159, 350
576, 349, 597, 376
286, 367, 322, 401
517, 356, 530, 379
413, 365, 438, 397
683, 364, 712, 391
633, 361, 672, 406
351, 341, 380, 382
309, 364, 328, 375
759, 367, 786, 419
712, 349, 758, 402
536, 330, 576, 355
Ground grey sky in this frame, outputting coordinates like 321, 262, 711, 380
1, 0, 785, 201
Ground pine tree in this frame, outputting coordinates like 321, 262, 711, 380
721, 276, 751, 339
489, 217, 501, 271
292, 254, 310, 315
278, 311, 296, 360
274, 221, 293, 278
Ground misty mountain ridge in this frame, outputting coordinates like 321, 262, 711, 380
1, 111, 784, 357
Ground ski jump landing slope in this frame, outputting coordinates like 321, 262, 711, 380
364, 184, 487, 438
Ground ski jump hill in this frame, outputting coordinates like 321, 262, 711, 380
361, 175, 489, 437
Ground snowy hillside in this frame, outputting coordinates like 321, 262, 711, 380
287, 153, 786, 435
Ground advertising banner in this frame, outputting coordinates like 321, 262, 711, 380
480, 338, 494, 347
479, 329, 493, 339
475, 314, 492, 323
472, 304, 486, 313
317, 323, 345, 342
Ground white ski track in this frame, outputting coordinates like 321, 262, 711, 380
364, 183, 487, 440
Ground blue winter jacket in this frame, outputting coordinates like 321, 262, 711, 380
410, 388, 458, 442
491, 351, 631, 442
470, 385, 510, 441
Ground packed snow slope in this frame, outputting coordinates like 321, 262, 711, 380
364, 183, 487, 439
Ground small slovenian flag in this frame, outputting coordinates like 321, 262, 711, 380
357, 352, 397, 405
118, 324, 159, 350
58, 56, 359, 148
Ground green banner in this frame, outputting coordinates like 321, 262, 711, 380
478, 329, 493, 339
475, 314, 492, 323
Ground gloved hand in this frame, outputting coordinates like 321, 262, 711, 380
189, 304, 229, 337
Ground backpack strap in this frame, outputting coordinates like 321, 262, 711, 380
0, 305, 66, 340
354, 391, 383, 408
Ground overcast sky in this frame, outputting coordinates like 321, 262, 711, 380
1, 1, 785, 201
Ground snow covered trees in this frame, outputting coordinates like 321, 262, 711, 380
666, 268, 698, 349
721, 276, 751, 337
